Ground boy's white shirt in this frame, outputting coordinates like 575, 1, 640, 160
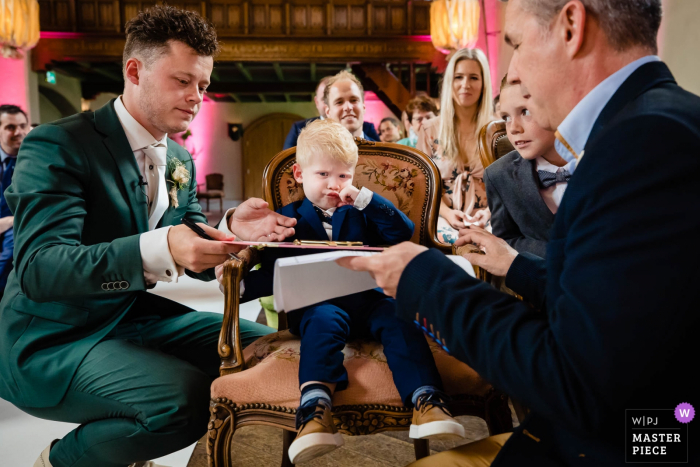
535, 156, 568, 214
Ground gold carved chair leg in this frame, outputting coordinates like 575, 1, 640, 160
281, 430, 295, 467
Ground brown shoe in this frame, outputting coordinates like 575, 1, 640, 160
409, 390, 466, 440
288, 398, 344, 464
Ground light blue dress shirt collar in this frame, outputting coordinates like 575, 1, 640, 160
0, 145, 11, 164
554, 55, 661, 173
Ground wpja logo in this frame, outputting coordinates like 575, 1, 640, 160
626, 403, 694, 463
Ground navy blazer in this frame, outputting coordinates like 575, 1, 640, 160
484, 151, 555, 257
283, 117, 380, 150
0, 156, 16, 219
396, 61, 700, 465
243, 193, 413, 302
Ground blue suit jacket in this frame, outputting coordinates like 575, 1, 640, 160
396, 61, 700, 465
283, 118, 380, 150
0, 156, 16, 219
242, 193, 413, 303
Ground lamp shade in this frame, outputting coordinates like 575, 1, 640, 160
430, 0, 480, 54
0, 0, 40, 59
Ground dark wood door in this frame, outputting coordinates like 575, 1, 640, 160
242, 113, 303, 200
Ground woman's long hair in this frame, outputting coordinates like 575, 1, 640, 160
437, 48, 493, 164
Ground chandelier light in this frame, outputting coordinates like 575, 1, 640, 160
430, 0, 480, 54
0, 0, 40, 59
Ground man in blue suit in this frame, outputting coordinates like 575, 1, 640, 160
283, 75, 380, 150
339, 0, 699, 465
0, 105, 28, 299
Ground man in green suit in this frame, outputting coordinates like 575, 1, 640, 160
0, 6, 296, 467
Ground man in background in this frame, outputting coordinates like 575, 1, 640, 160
0, 105, 28, 299
283, 75, 380, 149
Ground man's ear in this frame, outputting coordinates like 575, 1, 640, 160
558, 0, 587, 59
292, 163, 304, 184
124, 57, 142, 86
324, 104, 331, 119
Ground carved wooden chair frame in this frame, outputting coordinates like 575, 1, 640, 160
208, 139, 513, 467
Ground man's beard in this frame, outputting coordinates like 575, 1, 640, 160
139, 81, 191, 135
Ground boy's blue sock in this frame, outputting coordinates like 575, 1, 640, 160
411, 385, 441, 407
300, 383, 332, 408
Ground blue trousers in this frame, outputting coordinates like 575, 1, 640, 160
289, 291, 443, 406
0, 227, 13, 291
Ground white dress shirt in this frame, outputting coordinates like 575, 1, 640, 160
535, 157, 567, 214
555, 55, 661, 170
114, 97, 235, 284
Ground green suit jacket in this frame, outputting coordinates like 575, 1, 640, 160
0, 99, 216, 408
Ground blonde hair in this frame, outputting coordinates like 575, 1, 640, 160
323, 70, 365, 106
296, 119, 359, 167
438, 48, 493, 164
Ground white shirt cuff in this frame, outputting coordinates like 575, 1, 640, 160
353, 187, 374, 210
218, 208, 236, 238
140, 226, 184, 284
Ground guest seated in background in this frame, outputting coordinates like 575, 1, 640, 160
418, 48, 495, 243
493, 93, 501, 117
242, 119, 464, 464
378, 116, 403, 142
322, 70, 382, 143
397, 95, 438, 149
484, 75, 569, 258
283, 75, 380, 150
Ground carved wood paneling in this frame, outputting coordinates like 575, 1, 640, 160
38, 0, 433, 36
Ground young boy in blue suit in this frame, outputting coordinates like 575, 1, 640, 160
243, 119, 464, 464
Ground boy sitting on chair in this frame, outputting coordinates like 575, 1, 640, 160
242, 119, 464, 464
484, 75, 572, 257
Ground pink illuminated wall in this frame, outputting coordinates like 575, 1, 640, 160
0, 56, 29, 117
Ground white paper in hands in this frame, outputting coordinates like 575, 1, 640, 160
273, 251, 379, 313
271, 251, 475, 313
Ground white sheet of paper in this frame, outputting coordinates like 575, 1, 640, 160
273, 251, 379, 312
272, 251, 476, 312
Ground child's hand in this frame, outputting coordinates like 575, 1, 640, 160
466, 208, 491, 228
444, 209, 466, 230
337, 185, 361, 207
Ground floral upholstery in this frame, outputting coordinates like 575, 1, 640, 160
210, 331, 491, 409
273, 153, 428, 244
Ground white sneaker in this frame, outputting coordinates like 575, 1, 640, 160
34, 441, 58, 467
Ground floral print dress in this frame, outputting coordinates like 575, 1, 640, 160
417, 118, 488, 244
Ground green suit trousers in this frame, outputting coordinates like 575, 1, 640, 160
18, 311, 272, 467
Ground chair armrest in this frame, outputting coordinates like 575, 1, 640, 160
452, 244, 491, 283
218, 247, 261, 376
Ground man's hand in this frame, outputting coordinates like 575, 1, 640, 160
337, 185, 360, 207
336, 242, 427, 298
0, 216, 13, 235
454, 226, 519, 277
466, 208, 491, 228
168, 223, 242, 273
229, 198, 296, 241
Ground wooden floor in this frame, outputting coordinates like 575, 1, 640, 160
187, 410, 518, 467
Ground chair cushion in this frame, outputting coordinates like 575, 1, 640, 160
202, 190, 224, 198
211, 330, 491, 408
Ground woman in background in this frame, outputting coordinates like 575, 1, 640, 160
418, 48, 494, 243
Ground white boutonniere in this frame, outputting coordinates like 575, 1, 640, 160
167, 158, 190, 208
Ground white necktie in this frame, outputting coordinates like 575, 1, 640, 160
142, 143, 169, 230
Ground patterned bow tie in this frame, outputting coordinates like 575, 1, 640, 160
537, 169, 571, 188
313, 206, 333, 224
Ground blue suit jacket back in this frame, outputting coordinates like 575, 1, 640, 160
283, 118, 380, 150
242, 194, 413, 302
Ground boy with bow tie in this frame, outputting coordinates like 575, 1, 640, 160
484, 75, 573, 258
242, 119, 465, 464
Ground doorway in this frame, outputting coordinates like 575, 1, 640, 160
242, 113, 303, 200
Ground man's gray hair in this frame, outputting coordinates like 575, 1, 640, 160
504, 0, 662, 53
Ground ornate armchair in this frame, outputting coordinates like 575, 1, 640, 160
207, 140, 513, 467
477, 120, 513, 170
